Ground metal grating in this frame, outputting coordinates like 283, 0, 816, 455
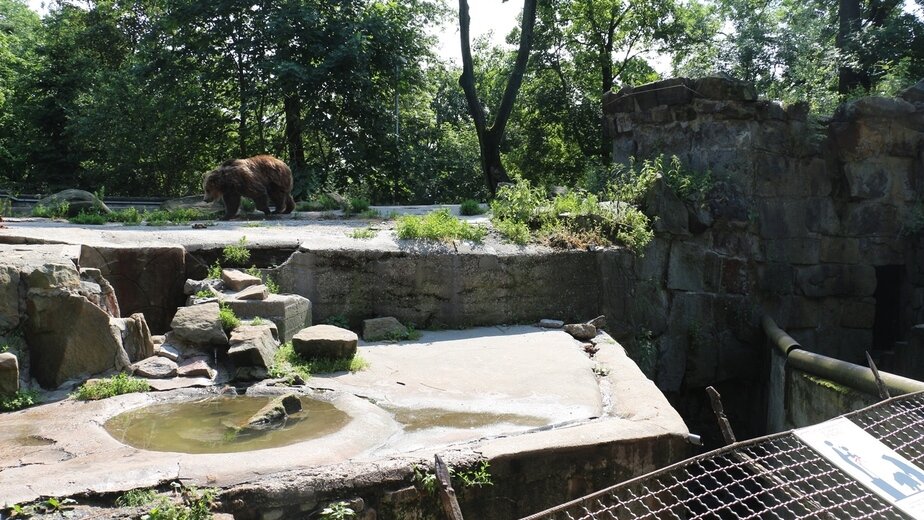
522, 392, 924, 520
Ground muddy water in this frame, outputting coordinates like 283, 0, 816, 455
105, 396, 349, 453
385, 406, 548, 431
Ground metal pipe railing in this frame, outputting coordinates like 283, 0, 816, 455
762, 315, 924, 396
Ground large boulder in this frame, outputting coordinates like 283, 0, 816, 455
0, 353, 19, 395
228, 325, 278, 370
25, 289, 131, 388
292, 325, 357, 359
79, 245, 187, 334
170, 302, 228, 347
35, 189, 111, 217
132, 356, 178, 379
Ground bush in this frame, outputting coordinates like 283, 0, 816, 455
222, 237, 250, 266
109, 207, 142, 224
396, 209, 487, 242
297, 194, 341, 212
0, 389, 40, 412
269, 342, 367, 382
73, 373, 150, 401
32, 201, 70, 219
346, 197, 370, 214
69, 210, 108, 225
490, 180, 653, 251
459, 199, 486, 216
219, 303, 240, 333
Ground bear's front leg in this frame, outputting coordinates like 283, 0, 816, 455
222, 193, 241, 220
252, 192, 272, 216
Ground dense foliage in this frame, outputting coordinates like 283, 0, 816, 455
0, 0, 920, 201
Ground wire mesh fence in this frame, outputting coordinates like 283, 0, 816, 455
522, 392, 924, 520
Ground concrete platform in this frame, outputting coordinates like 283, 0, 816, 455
0, 326, 687, 514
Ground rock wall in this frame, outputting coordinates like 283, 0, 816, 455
603, 76, 924, 439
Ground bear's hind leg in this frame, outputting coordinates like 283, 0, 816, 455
269, 190, 287, 214
283, 194, 295, 214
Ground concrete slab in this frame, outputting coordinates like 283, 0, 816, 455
0, 327, 687, 508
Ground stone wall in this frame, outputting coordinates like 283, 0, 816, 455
603, 76, 924, 440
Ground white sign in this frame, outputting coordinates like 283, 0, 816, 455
795, 417, 924, 519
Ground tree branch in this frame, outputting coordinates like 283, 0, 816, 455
491, 0, 538, 139
458, 0, 487, 132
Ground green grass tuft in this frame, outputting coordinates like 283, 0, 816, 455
269, 343, 368, 382
73, 373, 150, 401
219, 303, 240, 333
396, 209, 486, 242
459, 199, 486, 216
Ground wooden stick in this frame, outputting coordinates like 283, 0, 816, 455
434, 454, 464, 520
706, 386, 737, 445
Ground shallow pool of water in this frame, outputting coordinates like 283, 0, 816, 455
384, 406, 548, 432
105, 396, 349, 454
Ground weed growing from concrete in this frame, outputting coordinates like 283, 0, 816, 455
207, 261, 222, 280
31, 201, 70, 219
144, 484, 217, 520
319, 501, 357, 519
459, 199, 486, 216
116, 489, 158, 507
396, 209, 487, 242
110, 207, 143, 224
0, 389, 40, 412
348, 227, 378, 239
219, 303, 240, 333
453, 460, 493, 488
73, 373, 150, 401
412, 460, 493, 495
269, 343, 367, 382
222, 236, 250, 266
143, 208, 212, 225
245, 265, 279, 293
385, 324, 422, 342
69, 210, 108, 225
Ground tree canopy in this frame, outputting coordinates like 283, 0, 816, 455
0, 0, 920, 200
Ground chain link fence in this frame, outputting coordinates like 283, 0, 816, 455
521, 392, 924, 520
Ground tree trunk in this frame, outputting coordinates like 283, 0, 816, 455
837, 0, 869, 94
284, 94, 305, 171
459, 0, 537, 195
237, 65, 248, 157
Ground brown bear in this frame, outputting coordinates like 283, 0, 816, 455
202, 155, 296, 220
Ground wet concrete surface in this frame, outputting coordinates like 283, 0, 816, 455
0, 326, 685, 505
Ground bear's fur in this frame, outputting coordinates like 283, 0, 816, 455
202, 155, 295, 220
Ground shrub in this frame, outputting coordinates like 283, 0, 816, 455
222, 237, 250, 266
109, 207, 142, 224
346, 197, 370, 214
73, 373, 150, 401
32, 201, 70, 219
459, 199, 486, 216
207, 261, 222, 280
269, 342, 367, 382
348, 227, 377, 239
396, 209, 487, 242
219, 303, 240, 333
0, 389, 40, 412
69, 210, 108, 225
319, 501, 356, 520
142, 208, 211, 225
490, 178, 654, 251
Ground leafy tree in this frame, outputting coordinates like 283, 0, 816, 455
458, 0, 538, 195
0, 0, 40, 189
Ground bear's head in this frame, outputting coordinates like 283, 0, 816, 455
202, 171, 222, 203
